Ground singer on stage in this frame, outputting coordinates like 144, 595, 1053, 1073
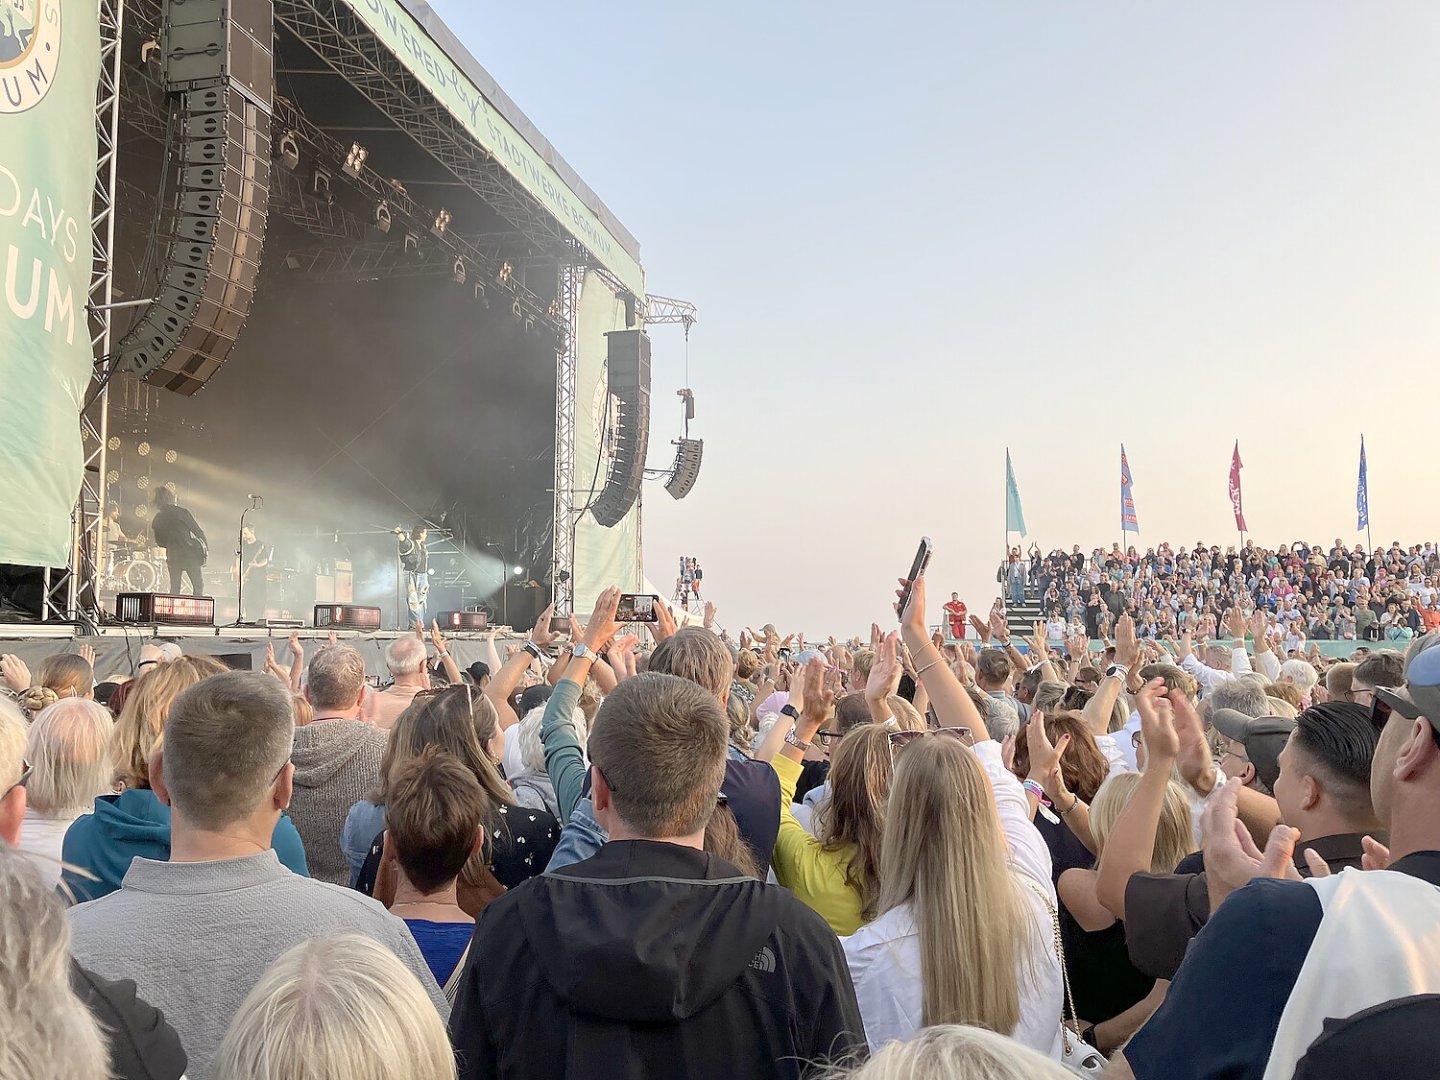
237, 525, 271, 621
394, 523, 429, 623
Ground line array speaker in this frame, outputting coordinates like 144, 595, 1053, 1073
665, 438, 704, 500
117, 0, 273, 395
591, 330, 652, 527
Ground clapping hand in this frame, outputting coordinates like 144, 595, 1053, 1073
78, 642, 96, 668
865, 631, 903, 709
530, 603, 558, 649
1025, 709, 1070, 793
653, 598, 678, 643
0, 654, 31, 694
1202, 778, 1300, 911
1134, 678, 1180, 765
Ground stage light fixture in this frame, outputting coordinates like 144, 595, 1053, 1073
137, 441, 150, 456
107, 436, 121, 451
524, 316, 535, 333
403, 232, 421, 259
473, 282, 488, 307
373, 199, 392, 234
164, 449, 178, 464
311, 166, 333, 205
136, 476, 150, 491
432, 208, 451, 238
498, 260, 513, 285
134, 505, 149, 519
452, 257, 466, 285
277, 130, 300, 170
512, 566, 524, 577
106, 469, 119, 484
510, 300, 522, 322
343, 141, 368, 178
139, 38, 161, 67
548, 299, 561, 319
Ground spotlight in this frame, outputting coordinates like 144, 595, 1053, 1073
510, 300, 522, 322
342, 141, 368, 178
106, 469, 119, 484
164, 449, 178, 464
137, 441, 150, 456
106, 436, 120, 451
473, 283, 488, 307
373, 199, 392, 234
432, 208, 451, 238
277, 130, 300, 171
134, 504, 149, 520
512, 566, 524, 577
311, 166, 332, 205
136, 476, 150, 490
498, 260, 513, 285
402, 232, 421, 259
452, 257, 466, 285
523, 316, 534, 333
548, 299, 561, 319
139, 37, 161, 67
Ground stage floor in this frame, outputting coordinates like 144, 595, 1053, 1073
0, 624, 525, 680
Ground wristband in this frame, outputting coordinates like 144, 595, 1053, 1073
522, 641, 544, 661
1021, 779, 1046, 801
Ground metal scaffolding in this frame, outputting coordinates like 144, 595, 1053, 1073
46, 0, 125, 623
551, 263, 581, 616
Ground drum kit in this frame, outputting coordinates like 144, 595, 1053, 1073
104, 538, 166, 594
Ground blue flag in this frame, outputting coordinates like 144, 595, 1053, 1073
1121, 444, 1140, 534
1357, 436, 1369, 531
1005, 449, 1027, 537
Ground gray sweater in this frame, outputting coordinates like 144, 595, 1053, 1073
289, 718, 388, 884
69, 849, 447, 1078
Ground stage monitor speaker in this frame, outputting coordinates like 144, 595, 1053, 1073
115, 592, 216, 626
117, 0, 273, 395
591, 330, 651, 527
313, 604, 383, 631
665, 438, 704, 500
437, 610, 489, 632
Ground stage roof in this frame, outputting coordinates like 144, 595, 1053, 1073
342, 0, 646, 297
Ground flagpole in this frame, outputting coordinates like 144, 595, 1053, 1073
1363, 434, 1372, 556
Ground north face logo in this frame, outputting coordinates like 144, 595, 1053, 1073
749, 946, 775, 973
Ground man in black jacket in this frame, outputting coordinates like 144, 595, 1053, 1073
450, 673, 865, 1080
150, 486, 207, 597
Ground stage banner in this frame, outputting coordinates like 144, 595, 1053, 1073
572, 269, 640, 613
0, 0, 101, 568
339, 0, 645, 298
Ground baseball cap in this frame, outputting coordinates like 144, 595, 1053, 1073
1210, 708, 1296, 792
1375, 632, 1440, 731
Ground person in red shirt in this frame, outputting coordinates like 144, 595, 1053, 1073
943, 593, 968, 642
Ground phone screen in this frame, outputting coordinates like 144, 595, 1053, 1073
550, 616, 570, 634
896, 537, 934, 622
617, 593, 660, 623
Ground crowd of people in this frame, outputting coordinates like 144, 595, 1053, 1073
996, 538, 1439, 647
1, 567, 1438, 1080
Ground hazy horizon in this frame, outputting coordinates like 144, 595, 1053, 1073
429, 1, 1440, 637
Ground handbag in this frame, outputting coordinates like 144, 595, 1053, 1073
1025, 881, 1106, 1077
443, 939, 471, 1007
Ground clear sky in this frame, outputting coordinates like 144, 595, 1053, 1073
428, 1, 1440, 638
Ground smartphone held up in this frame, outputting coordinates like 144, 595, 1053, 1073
896, 537, 933, 622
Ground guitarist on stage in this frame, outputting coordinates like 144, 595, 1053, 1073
151, 486, 208, 596
236, 525, 272, 620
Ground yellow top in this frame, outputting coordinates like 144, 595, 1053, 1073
769, 754, 867, 936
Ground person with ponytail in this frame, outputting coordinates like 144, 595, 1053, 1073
842, 576, 1064, 1056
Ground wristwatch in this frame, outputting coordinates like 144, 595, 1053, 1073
570, 642, 595, 660
784, 729, 812, 752
780, 703, 802, 723
521, 641, 544, 661
1104, 663, 1128, 679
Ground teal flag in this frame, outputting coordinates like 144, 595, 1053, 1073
1005, 449, 1027, 537
0, 0, 101, 567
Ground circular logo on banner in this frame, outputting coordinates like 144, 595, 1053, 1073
0, 0, 62, 114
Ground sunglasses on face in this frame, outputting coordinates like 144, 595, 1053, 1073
888, 727, 973, 751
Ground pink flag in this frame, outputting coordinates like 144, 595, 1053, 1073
1229, 441, 1248, 532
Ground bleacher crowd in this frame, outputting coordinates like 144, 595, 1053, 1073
1, 558, 1439, 1080
999, 538, 1439, 646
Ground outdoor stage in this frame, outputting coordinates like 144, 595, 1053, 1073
0, 624, 530, 680
1, 0, 697, 634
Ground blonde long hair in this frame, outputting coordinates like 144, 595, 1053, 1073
111, 656, 226, 789
815, 724, 894, 921
877, 738, 1037, 1035
1088, 772, 1196, 873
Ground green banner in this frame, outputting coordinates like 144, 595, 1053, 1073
343, 0, 646, 299
0, 0, 100, 568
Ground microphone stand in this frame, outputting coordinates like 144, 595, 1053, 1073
232, 496, 262, 628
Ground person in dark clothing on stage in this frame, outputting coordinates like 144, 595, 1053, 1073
449, 668, 865, 1080
394, 523, 429, 624
150, 486, 207, 597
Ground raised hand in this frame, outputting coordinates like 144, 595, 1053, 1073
795, 655, 835, 730
653, 598, 678, 644
1030, 621, 1048, 659
1134, 677, 1180, 765
1114, 614, 1140, 669
609, 634, 639, 681
413, 618, 425, 640
529, 602, 558, 648
1066, 633, 1088, 662
703, 601, 717, 630
287, 631, 303, 659
429, 619, 449, 653
968, 613, 990, 644
78, 642, 96, 668
1202, 779, 1300, 911
988, 608, 1009, 645
582, 587, 623, 653
1025, 709, 1070, 790
865, 631, 903, 707
0, 654, 31, 694
327, 629, 338, 648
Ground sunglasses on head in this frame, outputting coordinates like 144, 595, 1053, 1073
889, 727, 973, 751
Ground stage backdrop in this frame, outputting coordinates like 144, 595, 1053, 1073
0, 0, 101, 568
572, 269, 641, 613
